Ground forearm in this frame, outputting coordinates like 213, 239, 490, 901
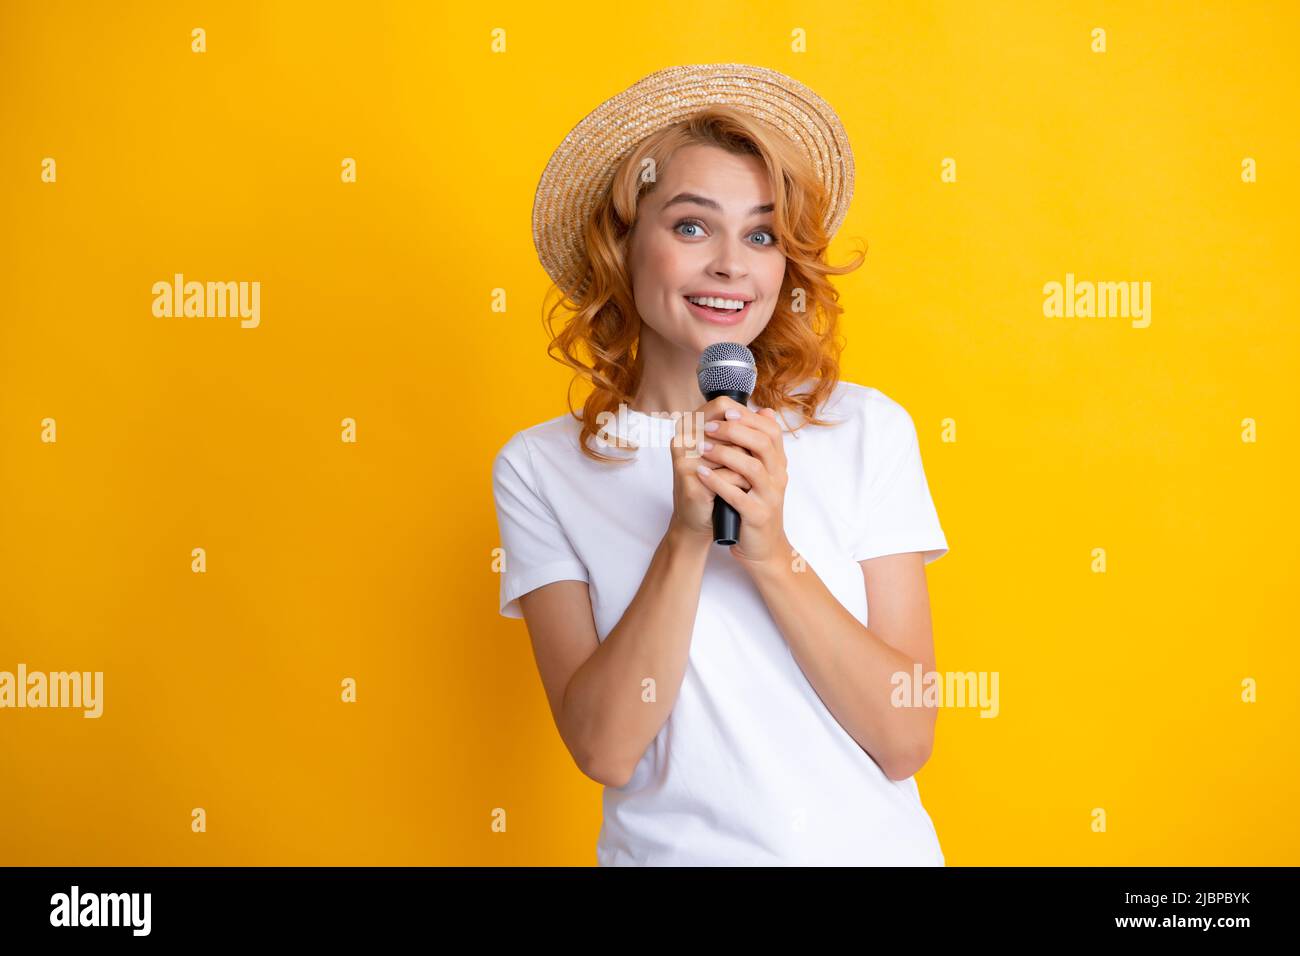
746, 554, 935, 779
563, 520, 712, 785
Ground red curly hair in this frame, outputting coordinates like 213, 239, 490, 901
542, 104, 866, 463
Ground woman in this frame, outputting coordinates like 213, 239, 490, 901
493, 64, 950, 865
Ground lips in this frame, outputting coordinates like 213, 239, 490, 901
683, 295, 751, 326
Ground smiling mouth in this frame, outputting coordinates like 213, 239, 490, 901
683, 295, 752, 323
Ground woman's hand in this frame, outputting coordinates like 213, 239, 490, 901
668, 396, 755, 542
693, 400, 793, 568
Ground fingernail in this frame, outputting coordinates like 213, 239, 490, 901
725, 409, 742, 420
704, 421, 719, 432
700, 440, 713, 451
696, 464, 711, 476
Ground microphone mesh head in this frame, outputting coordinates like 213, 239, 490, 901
697, 342, 757, 395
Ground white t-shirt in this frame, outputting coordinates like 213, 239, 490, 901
491, 379, 949, 865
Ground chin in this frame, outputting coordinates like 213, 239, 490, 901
686, 326, 748, 350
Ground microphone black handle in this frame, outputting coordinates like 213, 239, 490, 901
703, 389, 750, 546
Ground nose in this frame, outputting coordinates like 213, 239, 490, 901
706, 232, 750, 280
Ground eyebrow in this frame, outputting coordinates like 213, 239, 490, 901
661, 192, 774, 216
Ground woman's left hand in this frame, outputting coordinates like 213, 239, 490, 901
695, 401, 793, 569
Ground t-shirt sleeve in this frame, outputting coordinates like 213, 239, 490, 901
491, 433, 590, 619
852, 395, 949, 564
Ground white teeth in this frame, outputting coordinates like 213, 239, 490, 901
687, 296, 746, 310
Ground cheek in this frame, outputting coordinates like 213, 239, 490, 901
752, 262, 787, 321
646, 240, 691, 283
762, 258, 788, 294
631, 243, 683, 315
636, 246, 694, 310
759, 260, 785, 308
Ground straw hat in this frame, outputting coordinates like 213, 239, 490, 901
532, 62, 855, 300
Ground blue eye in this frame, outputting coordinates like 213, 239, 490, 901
674, 219, 778, 246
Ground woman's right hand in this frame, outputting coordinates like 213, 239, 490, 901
668, 396, 752, 540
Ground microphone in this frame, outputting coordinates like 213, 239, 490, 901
696, 342, 757, 546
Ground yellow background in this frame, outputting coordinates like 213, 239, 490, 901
1, 0, 1296, 865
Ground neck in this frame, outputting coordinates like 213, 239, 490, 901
630, 324, 716, 417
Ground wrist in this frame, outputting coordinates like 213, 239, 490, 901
665, 518, 715, 555
735, 537, 796, 582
